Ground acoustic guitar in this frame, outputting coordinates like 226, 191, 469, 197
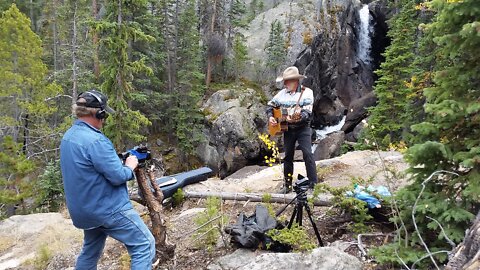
268, 107, 288, 136
267, 86, 306, 136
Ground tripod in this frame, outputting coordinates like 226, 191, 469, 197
275, 188, 324, 247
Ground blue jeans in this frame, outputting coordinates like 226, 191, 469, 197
76, 208, 156, 270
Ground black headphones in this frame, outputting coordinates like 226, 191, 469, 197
87, 91, 107, 119
76, 91, 107, 119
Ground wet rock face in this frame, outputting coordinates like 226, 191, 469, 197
297, 0, 389, 130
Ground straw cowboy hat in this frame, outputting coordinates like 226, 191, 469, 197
276, 66, 307, 83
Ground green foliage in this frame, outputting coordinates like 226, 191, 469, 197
370, 1, 480, 267
261, 193, 276, 217
171, 0, 206, 155
265, 20, 286, 75
0, 4, 62, 155
172, 188, 185, 206
226, 34, 249, 80
35, 160, 64, 212
247, 0, 260, 22
314, 183, 374, 233
229, 0, 248, 29
0, 136, 37, 218
93, 0, 153, 149
363, 0, 425, 149
266, 223, 316, 252
30, 244, 52, 270
193, 197, 228, 250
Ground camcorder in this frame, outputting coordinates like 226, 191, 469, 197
293, 174, 310, 194
118, 145, 151, 167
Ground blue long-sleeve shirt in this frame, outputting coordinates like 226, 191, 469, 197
60, 120, 134, 229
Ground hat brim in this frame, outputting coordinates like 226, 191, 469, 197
105, 105, 115, 114
276, 74, 307, 83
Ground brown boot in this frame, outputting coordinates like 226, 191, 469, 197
278, 179, 292, 194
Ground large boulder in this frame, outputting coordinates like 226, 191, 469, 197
342, 91, 376, 133
207, 247, 362, 270
242, 0, 319, 81
0, 213, 82, 270
198, 88, 267, 178
313, 131, 346, 160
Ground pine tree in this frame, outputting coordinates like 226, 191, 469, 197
0, 136, 36, 218
0, 4, 62, 158
364, 0, 420, 148
371, 0, 480, 267
265, 20, 285, 75
94, 0, 153, 149
230, 34, 249, 79
171, 0, 205, 156
224, 0, 248, 80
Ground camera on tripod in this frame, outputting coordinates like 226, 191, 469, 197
292, 175, 310, 194
118, 145, 151, 167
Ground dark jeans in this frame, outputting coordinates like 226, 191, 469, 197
283, 126, 318, 185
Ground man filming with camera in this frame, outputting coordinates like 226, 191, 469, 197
60, 90, 155, 269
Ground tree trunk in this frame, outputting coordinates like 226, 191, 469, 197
52, 0, 58, 79
72, 1, 78, 104
135, 168, 175, 261
92, 0, 100, 81
205, 0, 217, 87
183, 191, 333, 206
445, 211, 480, 270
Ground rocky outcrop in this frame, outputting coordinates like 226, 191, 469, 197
296, 0, 387, 129
313, 131, 345, 160
342, 91, 376, 133
197, 88, 267, 178
243, 0, 390, 138
207, 247, 362, 270
0, 213, 82, 270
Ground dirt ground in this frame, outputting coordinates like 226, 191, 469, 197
147, 150, 408, 269
0, 150, 406, 269
152, 198, 395, 270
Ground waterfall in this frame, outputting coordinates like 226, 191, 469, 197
311, 116, 346, 153
357, 4, 373, 65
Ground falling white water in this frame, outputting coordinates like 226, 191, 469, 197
357, 4, 373, 65
311, 116, 346, 153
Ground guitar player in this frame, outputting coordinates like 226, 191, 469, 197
266, 66, 318, 193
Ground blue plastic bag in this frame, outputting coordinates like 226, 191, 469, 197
346, 185, 391, 208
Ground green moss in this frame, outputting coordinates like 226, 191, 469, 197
266, 223, 316, 252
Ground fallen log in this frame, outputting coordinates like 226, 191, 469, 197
183, 191, 333, 206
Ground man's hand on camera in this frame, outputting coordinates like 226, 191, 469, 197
125, 155, 139, 171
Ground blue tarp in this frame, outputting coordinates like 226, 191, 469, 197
345, 185, 391, 208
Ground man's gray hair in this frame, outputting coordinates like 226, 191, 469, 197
72, 103, 99, 118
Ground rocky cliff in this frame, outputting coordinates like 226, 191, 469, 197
244, 0, 390, 130
197, 0, 392, 177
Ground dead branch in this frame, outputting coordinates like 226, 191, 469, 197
426, 216, 456, 248
357, 233, 389, 257
135, 168, 175, 260
411, 170, 459, 270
